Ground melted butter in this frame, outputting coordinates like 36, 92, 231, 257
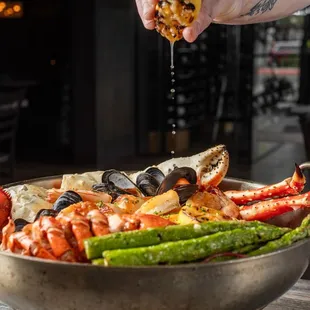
170, 41, 176, 158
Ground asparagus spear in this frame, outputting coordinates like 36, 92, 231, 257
248, 214, 310, 257
84, 220, 281, 260
85, 229, 161, 260
92, 258, 105, 265
300, 214, 310, 228
99, 225, 290, 266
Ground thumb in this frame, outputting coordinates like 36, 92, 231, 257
183, 2, 213, 43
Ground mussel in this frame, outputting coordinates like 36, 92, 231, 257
156, 167, 197, 194
157, 167, 198, 204
93, 170, 143, 199
34, 209, 58, 222
173, 184, 199, 204
136, 173, 160, 196
135, 166, 198, 204
136, 167, 165, 196
53, 191, 83, 212
94, 166, 198, 204
144, 167, 165, 184
14, 219, 30, 232
92, 182, 129, 200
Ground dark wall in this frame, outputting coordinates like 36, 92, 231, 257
71, 0, 96, 165
1, 0, 139, 166
71, 0, 138, 167
94, 0, 136, 168
0, 0, 71, 162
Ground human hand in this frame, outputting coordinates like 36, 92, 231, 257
135, 0, 158, 30
135, 0, 244, 42
136, 0, 244, 42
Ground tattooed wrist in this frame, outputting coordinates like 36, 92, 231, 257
242, 0, 278, 17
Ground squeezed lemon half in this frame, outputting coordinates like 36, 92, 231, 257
154, 0, 202, 42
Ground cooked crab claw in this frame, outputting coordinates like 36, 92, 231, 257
0, 187, 12, 231
225, 164, 306, 205
129, 145, 229, 189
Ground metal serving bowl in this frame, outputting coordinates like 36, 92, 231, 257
0, 175, 309, 310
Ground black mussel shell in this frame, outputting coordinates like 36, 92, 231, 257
174, 184, 199, 205
102, 170, 138, 190
92, 182, 129, 200
157, 167, 197, 195
101, 170, 142, 196
14, 219, 30, 232
34, 209, 59, 222
53, 191, 83, 212
136, 172, 160, 196
144, 167, 165, 184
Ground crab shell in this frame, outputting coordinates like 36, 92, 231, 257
129, 145, 229, 188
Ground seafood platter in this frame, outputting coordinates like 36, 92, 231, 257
0, 145, 310, 310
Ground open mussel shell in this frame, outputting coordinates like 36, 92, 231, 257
156, 167, 197, 195
144, 167, 165, 184
14, 219, 30, 232
92, 182, 129, 200
53, 191, 83, 212
136, 173, 160, 196
174, 184, 199, 204
34, 209, 59, 222
101, 170, 143, 197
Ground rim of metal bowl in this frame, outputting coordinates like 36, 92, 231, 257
1, 174, 308, 270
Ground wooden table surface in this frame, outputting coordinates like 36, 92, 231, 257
265, 279, 310, 310
0, 279, 309, 310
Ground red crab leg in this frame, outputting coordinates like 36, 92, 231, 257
0, 188, 12, 231
224, 164, 305, 205
239, 191, 310, 221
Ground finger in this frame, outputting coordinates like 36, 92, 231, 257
139, 0, 158, 30
135, 0, 144, 20
183, 0, 212, 43
183, 13, 212, 43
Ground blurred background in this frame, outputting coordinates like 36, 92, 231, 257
1, 0, 310, 186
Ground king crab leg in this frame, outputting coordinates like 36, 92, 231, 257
0, 188, 12, 231
224, 164, 305, 205
239, 191, 310, 221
